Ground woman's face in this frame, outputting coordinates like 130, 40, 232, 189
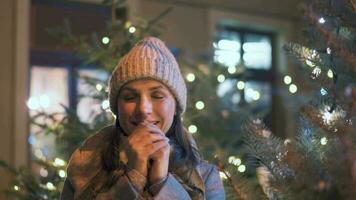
117, 79, 176, 135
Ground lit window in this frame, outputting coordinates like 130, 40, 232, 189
77, 69, 109, 123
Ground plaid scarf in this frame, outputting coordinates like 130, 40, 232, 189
67, 126, 205, 200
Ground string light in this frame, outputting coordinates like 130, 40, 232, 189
306, 59, 315, 67
219, 172, 228, 180
326, 47, 332, 54
128, 26, 136, 33
283, 75, 292, 85
96, 84, 103, 91
58, 170, 66, 178
318, 17, 326, 24
289, 84, 298, 93
101, 36, 110, 44
186, 73, 196, 82
101, 100, 110, 110
236, 81, 245, 90
54, 158, 66, 167
228, 156, 241, 166
312, 67, 321, 77
27, 96, 40, 110
320, 88, 328, 96
14, 185, 19, 191
195, 101, 205, 110
238, 164, 246, 173
327, 69, 333, 78
227, 66, 236, 74
217, 74, 225, 83
46, 182, 56, 190
252, 91, 261, 101
320, 137, 328, 145
188, 125, 198, 134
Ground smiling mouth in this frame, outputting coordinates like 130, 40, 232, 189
131, 121, 159, 126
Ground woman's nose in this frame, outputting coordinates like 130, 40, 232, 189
137, 96, 152, 116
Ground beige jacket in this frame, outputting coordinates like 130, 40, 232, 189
60, 126, 225, 200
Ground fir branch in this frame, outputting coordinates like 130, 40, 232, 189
305, 6, 356, 73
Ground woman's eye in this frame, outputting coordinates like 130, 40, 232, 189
120, 94, 136, 101
152, 92, 165, 99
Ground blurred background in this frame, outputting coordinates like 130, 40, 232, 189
1, 0, 310, 199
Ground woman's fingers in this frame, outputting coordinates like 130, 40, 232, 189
146, 139, 170, 155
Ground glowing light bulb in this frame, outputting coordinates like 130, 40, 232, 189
129, 26, 136, 33
186, 73, 195, 82
252, 91, 261, 101
54, 158, 66, 167
236, 81, 245, 90
40, 168, 48, 177
14, 185, 19, 191
59, 170, 66, 178
46, 182, 56, 190
96, 84, 103, 91
238, 164, 246, 173
320, 88, 327, 96
27, 96, 40, 110
101, 100, 110, 110
188, 125, 197, 134
227, 66, 236, 74
320, 137, 328, 145
319, 17, 326, 24
217, 74, 225, 83
219, 172, 227, 180
327, 69, 333, 78
289, 84, 298, 94
283, 75, 292, 85
228, 156, 242, 166
102, 36, 110, 44
195, 101, 205, 110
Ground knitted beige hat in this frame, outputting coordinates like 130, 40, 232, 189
109, 37, 187, 116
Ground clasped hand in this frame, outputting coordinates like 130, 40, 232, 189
124, 122, 170, 185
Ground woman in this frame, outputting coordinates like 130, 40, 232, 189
61, 37, 225, 200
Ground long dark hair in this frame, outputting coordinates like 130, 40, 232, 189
103, 115, 201, 171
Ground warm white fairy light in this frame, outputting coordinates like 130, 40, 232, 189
217, 74, 225, 83
228, 156, 242, 166
252, 91, 261, 101
188, 125, 198, 134
320, 105, 346, 126
289, 84, 298, 94
320, 137, 328, 145
327, 69, 333, 78
236, 81, 245, 90
46, 182, 56, 190
227, 66, 236, 74
54, 158, 66, 167
27, 96, 40, 110
312, 67, 322, 78
306, 59, 315, 67
101, 100, 110, 110
128, 26, 136, 33
186, 73, 196, 82
102, 36, 110, 44
195, 101, 205, 110
326, 47, 332, 54
14, 185, 19, 191
319, 17, 326, 24
238, 164, 246, 173
96, 84, 103, 91
59, 170, 66, 178
219, 172, 228, 180
283, 75, 292, 85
